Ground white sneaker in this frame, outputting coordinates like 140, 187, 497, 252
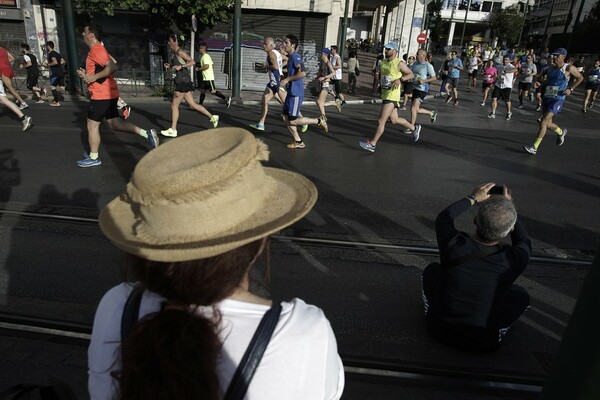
160, 128, 178, 137
480, 102, 485, 106
210, 115, 219, 128
22, 116, 32, 131
19, 102, 29, 110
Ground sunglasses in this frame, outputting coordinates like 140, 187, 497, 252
385, 48, 394, 51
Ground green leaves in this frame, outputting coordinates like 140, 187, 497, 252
486, 5, 524, 46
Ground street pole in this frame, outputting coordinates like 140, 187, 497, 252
517, 0, 530, 47
339, 0, 351, 62
191, 15, 197, 85
459, 0, 472, 47
447, 0, 458, 46
58, 0, 78, 93
232, 0, 241, 98
407, 0, 418, 56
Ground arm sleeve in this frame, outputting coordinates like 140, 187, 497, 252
506, 219, 531, 276
435, 198, 471, 250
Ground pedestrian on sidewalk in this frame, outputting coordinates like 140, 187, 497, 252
359, 42, 421, 153
76, 23, 159, 168
280, 34, 329, 149
196, 43, 231, 108
161, 35, 219, 138
347, 51, 359, 94
89, 128, 345, 400
422, 183, 531, 352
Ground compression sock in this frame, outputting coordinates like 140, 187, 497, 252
199, 93, 206, 104
533, 138, 543, 149
139, 129, 148, 139
555, 127, 564, 136
52, 89, 59, 102
89, 152, 99, 160
519, 95, 523, 106
214, 91, 227, 100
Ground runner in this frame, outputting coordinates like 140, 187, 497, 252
517, 54, 537, 109
401, 55, 415, 110
279, 34, 328, 149
19, 43, 43, 103
76, 23, 159, 167
487, 55, 517, 120
481, 59, 497, 106
44, 41, 65, 107
358, 42, 421, 153
197, 43, 231, 108
534, 56, 553, 112
329, 45, 346, 109
314, 48, 340, 120
582, 58, 600, 113
445, 51, 463, 105
0, 79, 32, 131
409, 49, 438, 129
160, 35, 219, 138
0, 46, 28, 109
523, 48, 583, 155
467, 50, 483, 90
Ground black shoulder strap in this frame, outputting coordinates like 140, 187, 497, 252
444, 245, 501, 268
120, 284, 145, 341
224, 303, 283, 400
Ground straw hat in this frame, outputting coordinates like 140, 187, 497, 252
99, 128, 317, 262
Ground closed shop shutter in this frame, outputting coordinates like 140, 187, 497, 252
0, 20, 27, 54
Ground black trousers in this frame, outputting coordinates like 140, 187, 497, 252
421, 262, 530, 352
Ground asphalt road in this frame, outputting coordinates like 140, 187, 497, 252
0, 86, 598, 398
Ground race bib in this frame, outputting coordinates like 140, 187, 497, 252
381, 75, 392, 90
546, 85, 559, 98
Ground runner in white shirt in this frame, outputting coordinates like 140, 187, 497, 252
487, 55, 517, 120
467, 51, 483, 90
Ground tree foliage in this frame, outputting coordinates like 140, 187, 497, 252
73, 0, 233, 31
427, 0, 445, 43
486, 5, 524, 46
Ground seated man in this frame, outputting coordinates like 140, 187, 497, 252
422, 182, 531, 352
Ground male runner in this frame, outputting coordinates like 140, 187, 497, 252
359, 42, 420, 153
76, 23, 159, 167
0, 80, 32, 131
44, 41, 65, 107
279, 34, 328, 149
410, 49, 438, 129
582, 58, 599, 113
446, 51, 463, 105
487, 55, 517, 120
197, 43, 231, 108
19, 43, 43, 103
517, 54, 537, 109
467, 50, 483, 90
524, 48, 583, 155
329, 45, 346, 108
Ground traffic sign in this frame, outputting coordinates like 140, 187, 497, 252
416, 32, 427, 44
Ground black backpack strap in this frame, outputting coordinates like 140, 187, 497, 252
224, 303, 283, 400
120, 284, 145, 341
444, 245, 501, 268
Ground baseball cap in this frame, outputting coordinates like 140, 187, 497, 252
321, 48, 331, 55
551, 48, 567, 56
383, 42, 399, 51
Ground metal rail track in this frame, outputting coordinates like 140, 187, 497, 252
0, 311, 543, 395
0, 208, 593, 268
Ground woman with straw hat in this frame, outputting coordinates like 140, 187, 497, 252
88, 127, 344, 400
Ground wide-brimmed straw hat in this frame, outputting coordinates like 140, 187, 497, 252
99, 128, 317, 262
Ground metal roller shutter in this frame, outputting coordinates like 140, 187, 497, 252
0, 20, 27, 54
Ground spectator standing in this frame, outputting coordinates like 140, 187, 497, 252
347, 51, 359, 94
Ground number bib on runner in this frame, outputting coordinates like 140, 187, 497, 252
545, 85, 559, 98
381, 75, 392, 90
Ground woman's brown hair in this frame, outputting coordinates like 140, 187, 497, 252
115, 238, 268, 400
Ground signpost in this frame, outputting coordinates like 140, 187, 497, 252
417, 32, 427, 45
191, 15, 197, 84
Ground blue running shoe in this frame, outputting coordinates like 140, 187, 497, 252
359, 140, 376, 152
77, 156, 102, 168
249, 123, 265, 131
147, 128, 159, 149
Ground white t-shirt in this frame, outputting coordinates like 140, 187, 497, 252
331, 54, 342, 80
88, 283, 344, 400
495, 64, 515, 89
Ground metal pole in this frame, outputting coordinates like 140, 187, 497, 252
459, 0, 472, 47
339, 0, 351, 61
58, 0, 78, 92
447, 0, 458, 46
232, 0, 241, 97
407, 0, 418, 56
517, 0, 530, 47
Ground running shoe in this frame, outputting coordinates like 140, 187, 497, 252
557, 129, 567, 146
226, 97, 232, 108
537, 116, 543, 123
49, 101, 61, 107
22, 116, 32, 132
317, 116, 328, 133
480, 102, 485, 106
399, 105, 407, 111
286, 141, 305, 149
36, 99, 45, 104
487, 112, 495, 119
535, 105, 541, 112
431, 110, 438, 123
249, 123, 265, 131
453, 100, 459, 106
528, 93, 534, 102
210, 115, 219, 128
122, 106, 131, 120
160, 128, 178, 137
19, 102, 29, 110
445, 96, 452, 104
404, 128, 412, 134
523, 144, 537, 155
301, 124, 308, 133
589, 101, 595, 109
359, 140, 376, 152
506, 112, 512, 120
77, 156, 102, 167
147, 129, 159, 149
518, 104, 524, 109
466, 87, 471, 92
582, 108, 587, 113
335, 99, 342, 112
412, 124, 421, 142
